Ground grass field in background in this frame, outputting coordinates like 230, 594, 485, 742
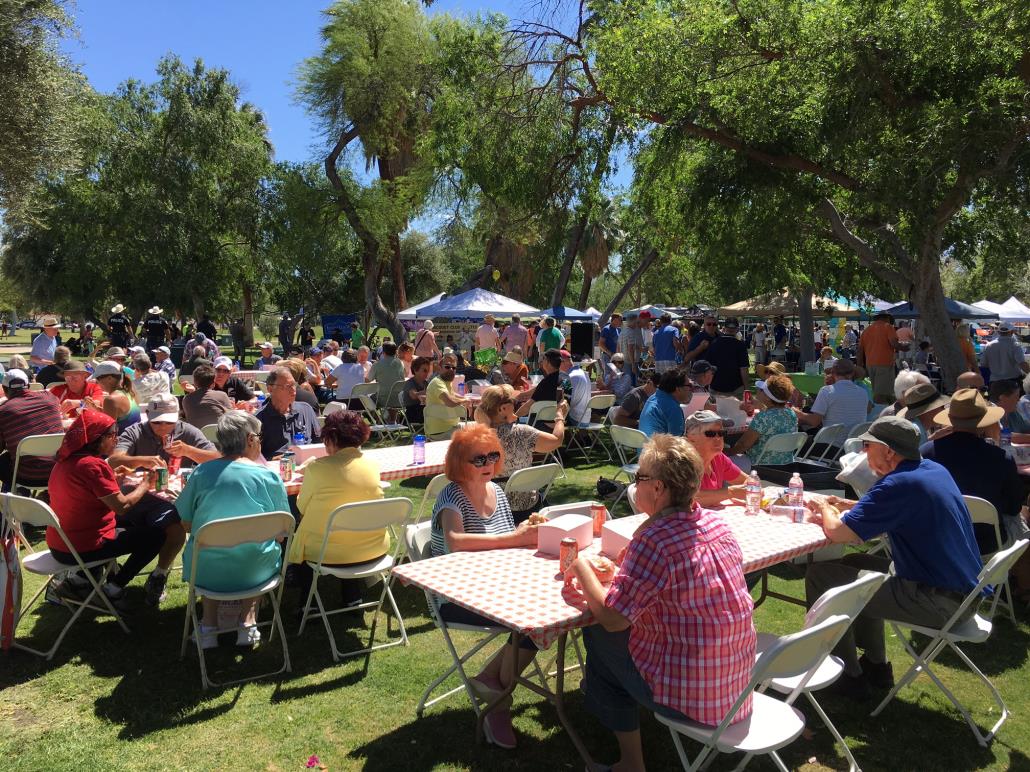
3, 457, 1029, 772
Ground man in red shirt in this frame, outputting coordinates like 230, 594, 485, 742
0, 368, 65, 491
49, 360, 105, 416
857, 312, 901, 404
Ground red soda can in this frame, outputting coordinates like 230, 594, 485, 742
591, 502, 607, 536
559, 537, 578, 574
743, 390, 752, 405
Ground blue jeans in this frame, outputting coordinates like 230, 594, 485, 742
583, 625, 687, 732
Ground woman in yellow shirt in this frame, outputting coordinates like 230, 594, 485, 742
290, 410, 385, 607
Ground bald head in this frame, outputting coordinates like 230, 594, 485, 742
956, 371, 985, 391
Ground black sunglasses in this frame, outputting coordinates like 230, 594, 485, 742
633, 472, 657, 484
442, 364, 456, 370
703, 429, 726, 438
469, 452, 501, 467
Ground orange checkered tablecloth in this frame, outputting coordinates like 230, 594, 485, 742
392, 506, 830, 649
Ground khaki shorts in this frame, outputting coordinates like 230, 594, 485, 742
868, 365, 895, 403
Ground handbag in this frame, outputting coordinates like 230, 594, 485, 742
0, 504, 23, 651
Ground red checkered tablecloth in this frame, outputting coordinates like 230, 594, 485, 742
392, 506, 830, 649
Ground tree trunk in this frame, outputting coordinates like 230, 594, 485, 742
797, 288, 815, 367
552, 217, 587, 308
577, 275, 593, 311
389, 232, 407, 310
598, 247, 660, 327
191, 290, 205, 322
242, 285, 255, 347
911, 264, 966, 390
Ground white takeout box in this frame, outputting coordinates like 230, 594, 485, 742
537, 514, 593, 556
601, 515, 646, 559
288, 443, 327, 464
1011, 444, 1030, 465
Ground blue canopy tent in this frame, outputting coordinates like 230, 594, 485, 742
883, 298, 999, 320
414, 288, 539, 320
536, 305, 595, 320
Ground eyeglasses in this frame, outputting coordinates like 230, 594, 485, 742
704, 322, 717, 327
272, 382, 297, 391
249, 432, 263, 441
633, 472, 658, 484
703, 429, 726, 438
468, 452, 501, 467
442, 365, 456, 370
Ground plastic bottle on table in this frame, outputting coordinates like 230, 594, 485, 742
1000, 428, 1013, 458
788, 472, 805, 507
413, 434, 426, 465
745, 471, 762, 515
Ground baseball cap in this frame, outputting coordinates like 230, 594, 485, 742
145, 395, 179, 423
755, 379, 789, 404
997, 322, 1014, 333
260, 341, 274, 350
689, 359, 717, 376
152, 345, 170, 355
611, 353, 625, 363
128, 345, 146, 354
90, 361, 123, 379
857, 416, 921, 461
106, 347, 126, 359
306, 347, 322, 357
3, 369, 29, 389
558, 349, 572, 360
684, 410, 725, 433
213, 356, 233, 370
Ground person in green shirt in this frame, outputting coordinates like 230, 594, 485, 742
368, 341, 406, 407
350, 321, 365, 349
537, 316, 563, 352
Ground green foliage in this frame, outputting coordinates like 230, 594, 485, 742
0, 0, 90, 217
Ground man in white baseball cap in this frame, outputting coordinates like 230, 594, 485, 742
255, 342, 282, 369
0, 368, 64, 491
979, 321, 1029, 386
211, 356, 255, 404
151, 345, 176, 381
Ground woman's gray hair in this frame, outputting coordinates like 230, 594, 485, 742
639, 434, 703, 510
684, 409, 723, 435
893, 370, 930, 401
132, 353, 152, 372
216, 410, 261, 457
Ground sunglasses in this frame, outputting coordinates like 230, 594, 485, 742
633, 472, 658, 484
703, 429, 726, 438
704, 322, 717, 327
442, 365, 456, 370
468, 452, 501, 467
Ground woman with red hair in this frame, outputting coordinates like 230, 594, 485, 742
431, 424, 540, 749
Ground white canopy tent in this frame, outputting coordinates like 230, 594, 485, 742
414, 288, 539, 320
397, 293, 445, 320
999, 296, 1030, 322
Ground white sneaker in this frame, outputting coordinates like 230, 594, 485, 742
236, 624, 261, 647
194, 624, 218, 650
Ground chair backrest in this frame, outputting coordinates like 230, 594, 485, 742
605, 405, 620, 426
323, 400, 349, 416
963, 495, 1002, 556
610, 424, 647, 451
503, 464, 562, 502
1, 492, 59, 529
804, 571, 888, 629
531, 403, 558, 424
935, 539, 1030, 632
325, 497, 413, 533
804, 423, 848, 462
846, 421, 873, 440
587, 393, 616, 411
45, 382, 62, 392
28, 382, 43, 392
627, 482, 642, 514
193, 511, 295, 549
526, 400, 557, 427
178, 374, 194, 386
356, 393, 381, 417
404, 521, 434, 563
754, 431, 807, 465
350, 382, 378, 401
15, 433, 65, 461
416, 473, 451, 524
200, 424, 219, 444
385, 379, 407, 409
754, 614, 852, 683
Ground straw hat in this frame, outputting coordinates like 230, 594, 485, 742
933, 389, 1004, 430
755, 361, 786, 379
41, 316, 60, 328
147, 306, 163, 316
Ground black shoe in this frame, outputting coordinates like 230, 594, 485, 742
143, 572, 169, 607
829, 670, 871, 701
860, 655, 895, 689
51, 578, 89, 604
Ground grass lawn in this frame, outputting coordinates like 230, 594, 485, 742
3, 457, 1029, 771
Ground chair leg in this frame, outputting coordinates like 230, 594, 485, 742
268, 588, 292, 675
806, 692, 861, 772
948, 641, 1008, 745
179, 588, 195, 659
667, 726, 704, 771
381, 577, 408, 646
418, 628, 503, 717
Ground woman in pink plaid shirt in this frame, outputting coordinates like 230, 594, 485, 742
567, 434, 756, 772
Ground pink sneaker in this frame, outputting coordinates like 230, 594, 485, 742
483, 707, 517, 749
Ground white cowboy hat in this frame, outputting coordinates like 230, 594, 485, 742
110, 303, 125, 314
147, 306, 163, 315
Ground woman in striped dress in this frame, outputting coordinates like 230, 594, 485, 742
430, 424, 541, 750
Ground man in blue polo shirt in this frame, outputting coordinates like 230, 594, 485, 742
650, 313, 681, 374
805, 416, 983, 698
598, 313, 622, 366
639, 369, 692, 437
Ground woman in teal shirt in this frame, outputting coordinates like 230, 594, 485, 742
178, 410, 290, 648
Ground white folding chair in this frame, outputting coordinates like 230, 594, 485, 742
199, 423, 219, 445
870, 539, 1030, 747
28, 382, 44, 392
964, 495, 1017, 623
356, 394, 407, 442
350, 382, 379, 403
567, 393, 616, 462
10, 433, 64, 498
846, 421, 872, 440
609, 425, 647, 511
414, 473, 451, 525
2, 493, 129, 660
251, 370, 270, 383
802, 423, 849, 465
530, 403, 566, 478
179, 511, 294, 689
383, 380, 413, 431
525, 400, 557, 429
752, 431, 807, 466
298, 498, 412, 662
657, 615, 852, 772
503, 464, 562, 512
178, 374, 194, 388
45, 382, 62, 392
755, 572, 888, 772
322, 400, 349, 416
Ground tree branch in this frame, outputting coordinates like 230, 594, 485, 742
818, 198, 911, 293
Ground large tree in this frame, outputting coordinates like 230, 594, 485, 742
527, 0, 1028, 386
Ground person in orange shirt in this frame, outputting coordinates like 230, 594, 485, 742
857, 312, 901, 404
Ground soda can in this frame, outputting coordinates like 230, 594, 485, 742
559, 537, 578, 574
279, 453, 294, 481
590, 502, 607, 537
155, 467, 168, 492
743, 390, 752, 405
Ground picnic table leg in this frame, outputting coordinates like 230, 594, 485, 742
553, 632, 597, 769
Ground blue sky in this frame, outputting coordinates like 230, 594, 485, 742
62, 0, 549, 165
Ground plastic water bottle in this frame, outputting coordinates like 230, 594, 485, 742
413, 434, 426, 465
292, 431, 307, 446
745, 471, 762, 515
788, 472, 805, 507
1000, 428, 1013, 458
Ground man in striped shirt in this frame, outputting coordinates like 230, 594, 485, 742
0, 369, 64, 491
